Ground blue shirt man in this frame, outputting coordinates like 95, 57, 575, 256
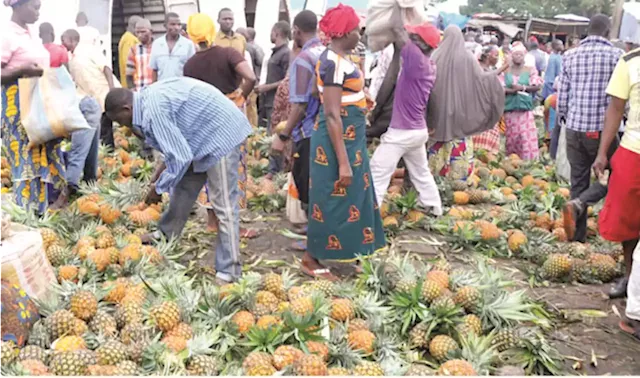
149, 14, 196, 81
542, 40, 564, 99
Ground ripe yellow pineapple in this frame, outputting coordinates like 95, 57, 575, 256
99, 204, 122, 224
347, 330, 376, 354
290, 296, 314, 317
103, 278, 131, 303
95, 340, 128, 365
294, 354, 328, 376
453, 191, 470, 205
588, 253, 617, 282
58, 265, 79, 283
162, 335, 188, 353
437, 359, 476, 376
120, 284, 147, 306
53, 336, 86, 352
246, 364, 277, 376
95, 232, 116, 249
255, 290, 279, 313
46, 309, 77, 339
165, 322, 194, 340
429, 335, 459, 361
114, 302, 143, 329
287, 286, 307, 301
462, 314, 482, 336
347, 318, 369, 333
46, 244, 69, 267
255, 315, 280, 330
330, 298, 355, 322
263, 272, 283, 294
242, 351, 274, 373
49, 351, 90, 376
474, 220, 502, 241
119, 244, 142, 265
353, 361, 384, 376
542, 254, 572, 279
453, 286, 481, 313
70, 290, 98, 320
150, 301, 181, 331
89, 310, 117, 336
421, 280, 443, 303
306, 341, 329, 361
328, 367, 351, 376
508, 231, 528, 252
232, 310, 255, 334
40, 228, 59, 248
426, 270, 450, 290
87, 248, 111, 272
19, 359, 49, 376
273, 345, 304, 370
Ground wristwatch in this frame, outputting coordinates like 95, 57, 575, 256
278, 133, 290, 142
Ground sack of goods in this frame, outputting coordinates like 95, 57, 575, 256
366, 0, 427, 52
18, 67, 90, 148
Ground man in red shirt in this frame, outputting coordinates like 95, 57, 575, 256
39, 22, 68, 68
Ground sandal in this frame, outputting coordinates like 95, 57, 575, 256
240, 228, 259, 239
300, 264, 339, 281
619, 320, 640, 342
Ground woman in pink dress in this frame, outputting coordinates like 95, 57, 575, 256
500, 42, 542, 160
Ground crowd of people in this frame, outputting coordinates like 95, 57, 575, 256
2, 0, 640, 339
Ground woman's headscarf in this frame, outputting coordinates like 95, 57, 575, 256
187, 13, 216, 47
319, 3, 360, 38
511, 41, 527, 54
4, 0, 28, 6
427, 25, 505, 142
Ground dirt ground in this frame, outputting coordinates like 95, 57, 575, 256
181, 210, 640, 376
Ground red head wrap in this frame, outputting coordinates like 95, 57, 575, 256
319, 3, 360, 38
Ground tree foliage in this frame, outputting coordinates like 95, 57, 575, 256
460, 0, 611, 18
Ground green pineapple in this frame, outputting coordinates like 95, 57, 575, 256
492, 329, 519, 352
49, 351, 90, 376
88, 310, 117, 336
187, 355, 220, 376
95, 340, 128, 365
408, 322, 429, 348
17, 345, 49, 364
27, 321, 51, 349
115, 360, 140, 375
405, 364, 433, 376
1, 341, 17, 365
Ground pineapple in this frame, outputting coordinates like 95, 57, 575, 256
467, 189, 487, 205
311, 280, 335, 297
437, 359, 476, 376
127, 340, 149, 364
120, 323, 147, 345
330, 298, 355, 322
53, 336, 86, 352
46, 309, 77, 339
328, 367, 352, 375
40, 228, 59, 248
187, 355, 219, 375
453, 191, 470, 205
461, 314, 482, 336
115, 360, 139, 375
294, 354, 328, 376
150, 301, 181, 331
49, 351, 89, 376
165, 322, 193, 340
450, 180, 468, 192
95, 340, 128, 365
263, 272, 284, 294
246, 364, 277, 376
588, 253, 617, 282
256, 315, 281, 329
306, 341, 329, 361
162, 335, 188, 353
242, 351, 274, 372
426, 270, 450, 290
290, 296, 314, 317
70, 290, 98, 321
111, 225, 129, 238
453, 286, 481, 313
421, 280, 443, 303
58, 265, 79, 283
106, 247, 120, 264
408, 322, 428, 348
346, 318, 369, 333
255, 290, 279, 313
405, 364, 433, 376
119, 244, 142, 265
232, 310, 255, 334
18, 359, 49, 376
347, 330, 376, 354
87, 364, 117, 376
46, 244, 70, 266
431, 296, 456, 312
394, 278, 417, 294
120, 284, 147, 306
103, 278, 131, 303
18, 345, 48, 363
1, 341, 17, 365
87, 249, 111, 272
273, 345, 304, 370
27, 322, 51, 349
114, 303, 143, 329
542, 254, 572, 280
507, 231, 528, 252
88, 310, 117, 337
353, 361, 384, 376
429, 335, 459, 361
492, 329, 519, 352
95, 232, 116, 249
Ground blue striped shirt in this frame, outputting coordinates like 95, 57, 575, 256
132, 77, 253, 194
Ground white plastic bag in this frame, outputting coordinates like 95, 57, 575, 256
366, 0, 426, 52
285, 173, 307, 225
18, 67, 90, 147
626, 241, 640, 321
556, 126, 571, 182
1, 223, 57, 300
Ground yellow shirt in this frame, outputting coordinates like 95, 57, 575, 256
607, 48, 640, 154
69, 44, 120, 112
214, 31, 246, 55
118, 31, 139, 88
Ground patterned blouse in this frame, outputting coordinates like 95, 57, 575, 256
270, 76, 290, 126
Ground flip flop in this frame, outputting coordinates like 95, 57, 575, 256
291, 240, 307, 251
619, 320, 640, 342
240, 228, 259, 239
300, 264, 339, 281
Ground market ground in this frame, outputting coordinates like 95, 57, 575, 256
178, 210, 640, 376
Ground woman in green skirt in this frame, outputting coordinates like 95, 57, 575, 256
302, 4, 385, 280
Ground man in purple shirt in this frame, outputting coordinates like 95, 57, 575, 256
370, 22, 443, 215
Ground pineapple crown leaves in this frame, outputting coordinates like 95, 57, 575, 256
479, 290, 548, 330
278, 269, 300, 291
143, 274, 201, 322
501, 327, 564, 376
328, 324, 365, 369
393, 189, 419, 215
452, 331, 499, 375
389, 281, 429, 335
356, 257, 394, 297
226, 272, 262, 306
352, 292, 391, 331
187, 331, 217, 357
281, 294, 330, 344
240, 324, 285, 354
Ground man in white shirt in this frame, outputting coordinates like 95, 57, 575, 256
75, 12, 101, 50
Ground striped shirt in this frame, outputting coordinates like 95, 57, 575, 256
557, 36, 623, 132
132, 77, 253, 194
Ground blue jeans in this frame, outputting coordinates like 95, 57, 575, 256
67, 97, 101, 188
157, 146, 242, 281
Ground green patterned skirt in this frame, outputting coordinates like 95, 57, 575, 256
307, 105, 385, 261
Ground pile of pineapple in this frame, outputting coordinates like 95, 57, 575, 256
1, 248, 564, 376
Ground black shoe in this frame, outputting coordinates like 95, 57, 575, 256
609, 277, 629, 299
